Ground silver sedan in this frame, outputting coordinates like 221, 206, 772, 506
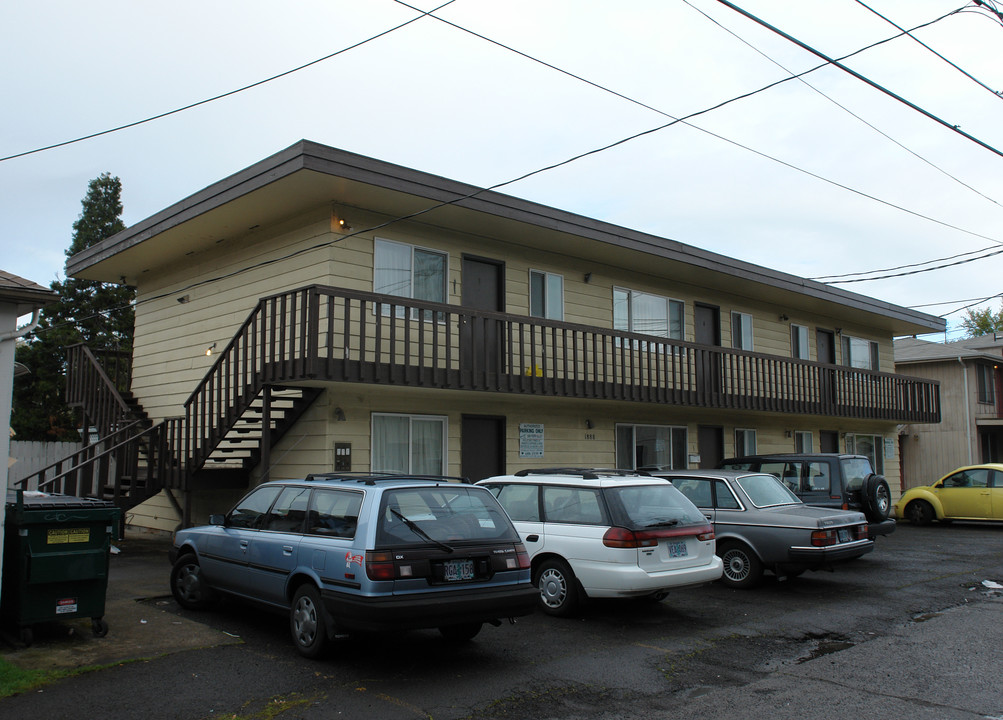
649, 469, 874, 588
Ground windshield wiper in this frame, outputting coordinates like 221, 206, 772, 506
644, 518, 680, 528
389, 508, 453, 553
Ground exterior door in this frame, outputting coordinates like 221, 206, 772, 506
461, 256, 504, 381
697, 425, 724, 469
694, 304, 722, 397
817, 329, 837, 406
461, 415, 505, 482
820, 430, 839, 453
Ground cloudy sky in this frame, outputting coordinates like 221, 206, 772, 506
2, 0, 1001, 340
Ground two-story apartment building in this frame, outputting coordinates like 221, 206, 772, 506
55, 141, 942, 532
895, 335, 1002, 489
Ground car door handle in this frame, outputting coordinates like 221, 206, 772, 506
526, 534, 540, 542
282, 546, 294, 554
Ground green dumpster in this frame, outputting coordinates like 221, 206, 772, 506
2, 490, 121, 646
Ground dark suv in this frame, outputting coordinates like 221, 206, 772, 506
169, 473, 537, 658
717, 454, 894, 539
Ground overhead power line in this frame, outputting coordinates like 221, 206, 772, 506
714, 0, 1003, 160
854, 0, 1003, 100
811, 243, 1003, 280
0, 1, 457, 163
820, 246, 1003, 283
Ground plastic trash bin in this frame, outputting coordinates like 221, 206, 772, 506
2, 489, 121, 646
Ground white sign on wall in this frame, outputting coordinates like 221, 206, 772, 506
519, 423, 544, 458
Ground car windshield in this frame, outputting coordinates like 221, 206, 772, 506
841, 458, 872, 491
375, 486, 519, 547
604, 484, 705, 529
735, 474, 801, 508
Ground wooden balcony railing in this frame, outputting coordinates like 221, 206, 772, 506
65, 344, 142, 437
184, 285, 940, 464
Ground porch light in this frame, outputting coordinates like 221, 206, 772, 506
205, 343, 217, 357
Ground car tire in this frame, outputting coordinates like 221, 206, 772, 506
290, 584, 329, 659
439, 623, 482, 642
906, 499, 934, 526
170, 554, 219, 610
718, 541, 763, 589
861, 474, 892, 522
534, 558, 581, 617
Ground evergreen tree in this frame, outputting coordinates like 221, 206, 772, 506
12, 173, 134, 441
961, 304, 1003, 338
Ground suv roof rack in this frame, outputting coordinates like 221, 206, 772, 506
513, 468, 645, 480
303, 472, 471, 486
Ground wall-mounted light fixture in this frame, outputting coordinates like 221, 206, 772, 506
205, 342, 217, 357
585, 418, 594, 429
835, 327, 843, 335
784, 429, 792, 438
177, 295, 190, 304
584, 272, 592, 283
337, 218, 352, 231
779, 313, 789, 322
334, 407, 347, 422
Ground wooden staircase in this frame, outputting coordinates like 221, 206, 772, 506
16, 298, 323, 526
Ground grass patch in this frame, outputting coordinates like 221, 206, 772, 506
0, 655, 115, 698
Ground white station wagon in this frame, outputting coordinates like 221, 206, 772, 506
478, 469, 722, 616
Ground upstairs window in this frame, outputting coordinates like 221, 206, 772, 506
731, 312, 753, 351
791, 324, 810, 360
977, 363, 996, 405
613, 287, 684, 340
374, 238, 447, 310
529, 270, 564, 321
841, 335, 879, 371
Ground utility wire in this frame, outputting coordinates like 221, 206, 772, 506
686, 0, 1003, 210
714, 0, 1003, 160
854, 0, 1003, 100
811, 243, 1003, 280
822, 246, 1003, 283
0, 1, 456, 163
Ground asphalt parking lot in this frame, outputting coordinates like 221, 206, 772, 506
2, 522, 1002, 720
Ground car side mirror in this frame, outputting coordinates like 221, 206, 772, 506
209, 514, 226, 526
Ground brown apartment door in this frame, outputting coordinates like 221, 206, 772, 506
461, 257, 504, 383
694, 303, 722, 398
697, 425, 724, 469
816, 329, 837, 408
462, 415, 506, 481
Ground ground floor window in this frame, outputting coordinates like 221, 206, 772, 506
616, 424, 687, 470
794, 431, 813, 453
372, 413, 447, 474
735, 428, 757, 456
845, 433, 883, 474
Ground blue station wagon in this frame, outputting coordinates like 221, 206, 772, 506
169, 473, 537, 657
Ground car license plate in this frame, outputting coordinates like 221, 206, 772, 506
444, 558, 475, 581
666, 540, 688, 558
837, 528, 850, 543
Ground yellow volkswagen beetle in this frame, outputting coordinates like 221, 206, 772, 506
894, 463, 1003, 525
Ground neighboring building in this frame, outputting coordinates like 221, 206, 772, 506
47, 141, 941, 531
895, 335, 1002, 489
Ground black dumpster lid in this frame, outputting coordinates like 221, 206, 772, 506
6, 490, 117, 510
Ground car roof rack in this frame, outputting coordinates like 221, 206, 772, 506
512, 468, 645, 480
303, 472, 472, 486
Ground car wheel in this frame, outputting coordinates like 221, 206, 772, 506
861, 475, 892, 522
718, 541, 763, 589
170, 554, 219, 610
439, 623, 482, 642
290, 584, 329, 659
534, 558, 580, 617
906, 499, 934, 526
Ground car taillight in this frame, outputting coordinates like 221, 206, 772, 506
366, 550, 396, 580
854, 524, 868, 540
515, 543, 532, 569
811, 530, 838, 547
602, 524, 715, 548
